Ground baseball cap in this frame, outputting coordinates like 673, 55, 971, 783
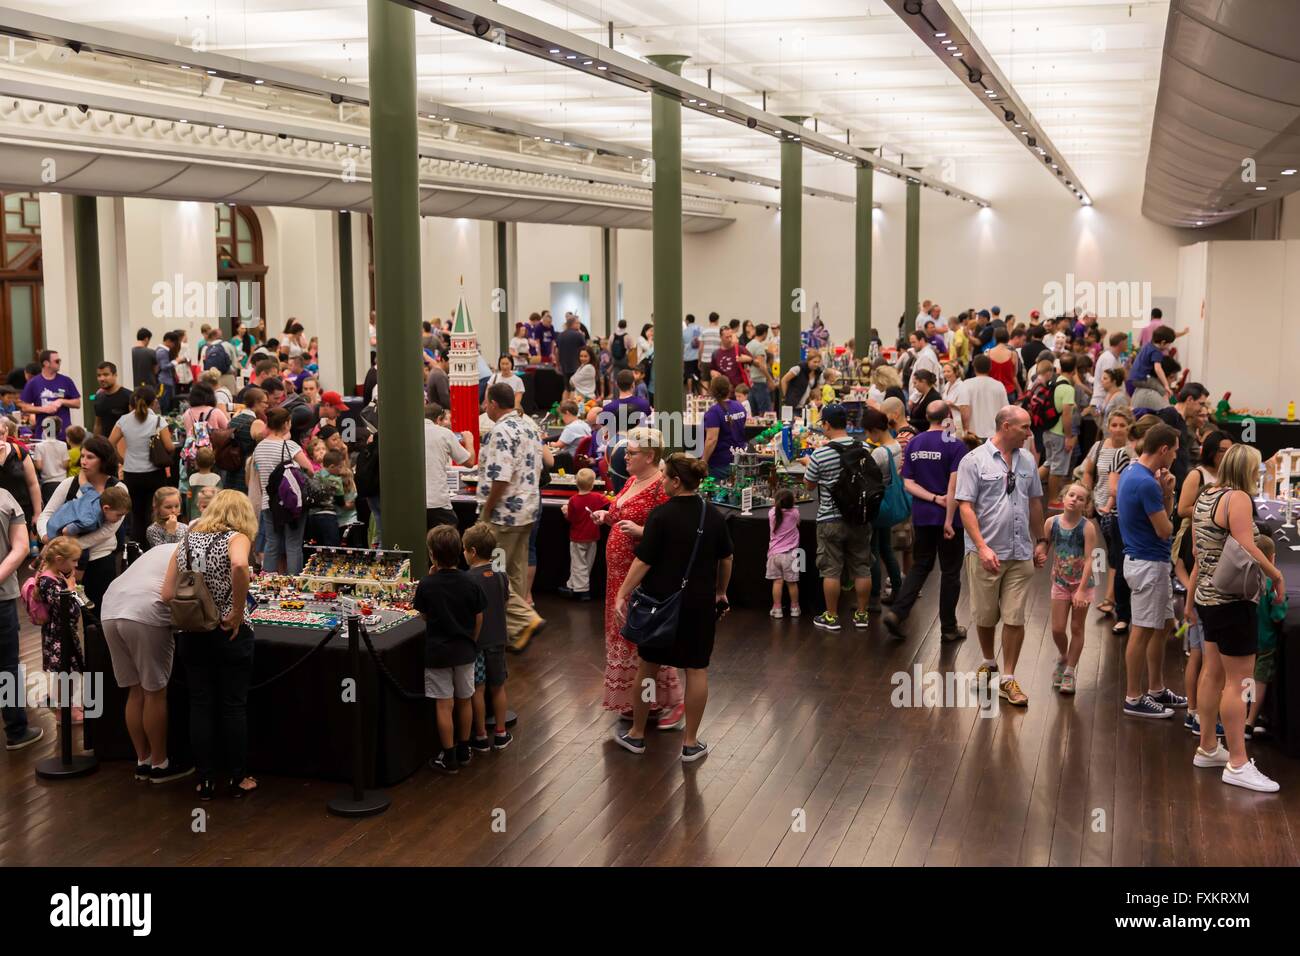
1030, 309, 1041, 319
320, 390, 348, 410
977, 309, 991, 319
821, 403, 848, 429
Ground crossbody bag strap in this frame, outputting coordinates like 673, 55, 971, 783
678, 497, 708, 590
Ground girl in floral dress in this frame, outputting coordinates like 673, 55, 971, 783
36, 536, 85, 720
592, 428, 685, 729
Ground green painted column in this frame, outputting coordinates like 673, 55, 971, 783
367, 0, 428, 576
602, 227, 613, 337
338, 211, 357, 394
647, 54, 687, 427
496, 221, 509, 356
904, 175, 921, 326
780, 118, 805, 378
72, 195, 104, 429
854, 165, 873, 354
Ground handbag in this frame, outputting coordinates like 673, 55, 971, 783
148, 415, 173, 469
1210, 491, 1263, 601
168, 532, 223, 632
620, 498, 707, 649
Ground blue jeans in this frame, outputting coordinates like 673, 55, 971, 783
0, 599, 28, 741
255, 510, 269, 557
264, 516, 306, 574
749, 381, 772, 415
306, 512, 340, 548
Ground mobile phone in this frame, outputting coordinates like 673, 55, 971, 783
714, 599, 730, 620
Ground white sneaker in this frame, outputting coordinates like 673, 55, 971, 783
1222, 759, 1280, 793
789, 606, 801, 618
1193, 744, 1229, 768
769, 607, 784, 619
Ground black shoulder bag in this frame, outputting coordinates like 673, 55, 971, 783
620, 498, 707, 649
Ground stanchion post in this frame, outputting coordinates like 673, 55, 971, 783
35, 590, 98, 780
328, 610, 390, 817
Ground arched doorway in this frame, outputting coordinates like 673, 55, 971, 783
0, 192, 45, 372
214, 203, 266, 337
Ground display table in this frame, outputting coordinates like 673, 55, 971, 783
84, 617, 433, 786
1255, 499, 1300, 757
451, 494, 821, 610
1213, 417, 1300, 461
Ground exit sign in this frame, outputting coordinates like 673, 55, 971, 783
579, 274, 590, 282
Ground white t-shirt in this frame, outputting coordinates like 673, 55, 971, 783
1091, 349, 1120, 409
956, 375, 1009, 439
424, 420, 471, 510
253, 438, 302, 511
557, 419, 592, 454
33, 438, 69, 482
488, 372, 524, 396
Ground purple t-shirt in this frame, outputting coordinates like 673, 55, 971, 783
600, 395, 652, 436
21, 373, 80, 438
537, 324, 556, 358
703, 400, 747, 476
901, 428, 967, 527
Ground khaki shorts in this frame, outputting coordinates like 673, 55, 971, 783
964, 553, 1036, 628
816, 520, 873, 581
102, 619, 175, 693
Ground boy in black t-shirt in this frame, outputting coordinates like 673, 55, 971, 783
462, 523, 513, 754
413, 524, 485, 774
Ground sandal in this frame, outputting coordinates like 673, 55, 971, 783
230, 776, 258, 798
196, 778, 216, 801
1096, 601, 1115, 616
1112, 621, 1129, 635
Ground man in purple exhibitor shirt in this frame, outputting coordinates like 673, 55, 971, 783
883, 400, 968, 642
19, 350, 80, 439
537, 312, 557, 365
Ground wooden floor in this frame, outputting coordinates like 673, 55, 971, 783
3, 562, 1299, 867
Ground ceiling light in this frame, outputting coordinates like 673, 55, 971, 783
598, 65, 607, 70
565, 54, 576, 60
1283, 169, 1297, 176
206, 70, 216, 76
716, 108, 725, 113
583, 60, 593, 65
180, 65, 191, 70
549, 48, 560, 54
1257, 186, 1267, 191
216, 124, 225, 129
254, 79, 264, 85
178, 118, 189, 123
935, 32, 947, 38
950, 51, 962, 56
1197, 221, 1204, 226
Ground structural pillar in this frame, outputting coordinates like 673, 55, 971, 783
72, 195, 104, 429
647, 54, 687, 426
367, 0, 428, 576
854, 165, 873, 353
904, 174, 921, 326
338, 211, 357, 393
601, 227, 614, 336
780, 117, 805, 377
495, 221, 509, 354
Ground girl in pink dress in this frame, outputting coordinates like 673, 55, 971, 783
593, 433, 685, 728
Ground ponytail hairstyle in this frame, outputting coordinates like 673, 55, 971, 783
36, 535, 82, 574
772, 487, 795, 532
132, 384, 156, 422
662, 452, 707, 492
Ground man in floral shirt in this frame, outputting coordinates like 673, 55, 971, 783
478, 383, 545, 649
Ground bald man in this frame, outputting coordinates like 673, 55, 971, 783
884, 400, 969, 642
955, 405, 1048, 706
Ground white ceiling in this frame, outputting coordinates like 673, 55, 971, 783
15, 0, 1170, 187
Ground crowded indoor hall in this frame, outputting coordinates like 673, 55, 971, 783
0, 0, 1298, 892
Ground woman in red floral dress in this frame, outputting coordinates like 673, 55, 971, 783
592, 428, 685, 729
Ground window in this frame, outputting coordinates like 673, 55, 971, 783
0, 192, 45, 371
214, 204, 266, 337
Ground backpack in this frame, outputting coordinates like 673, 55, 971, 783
611, 334, 627, 363
354, 440, 381, 499
168, 532, 222, 632
305, 472, 335, 512
826, 441, 885, 526
1024, 376, 1066, 430
203, 342, 231, 373
20, 571, 60, 626
266, 445, 308, 529
871, 445, 912, 529
205, 411, 242, 472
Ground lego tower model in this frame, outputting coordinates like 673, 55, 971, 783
448, 282, 482, 457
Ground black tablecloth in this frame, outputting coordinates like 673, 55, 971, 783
1213, 417, 1300, 461
1254, 499, 1300, 757
84, 617, 431, 785
521, 366, 566, 416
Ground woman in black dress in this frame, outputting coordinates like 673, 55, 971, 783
613, 454, 733, 762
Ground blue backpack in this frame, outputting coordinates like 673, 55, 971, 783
871, 445, 912, 530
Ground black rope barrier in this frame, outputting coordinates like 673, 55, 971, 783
355, 618, 427, 702
248, 622, 342, 691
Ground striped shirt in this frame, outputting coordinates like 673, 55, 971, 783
253, 438, 302, 511
805, 437, 860, 522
